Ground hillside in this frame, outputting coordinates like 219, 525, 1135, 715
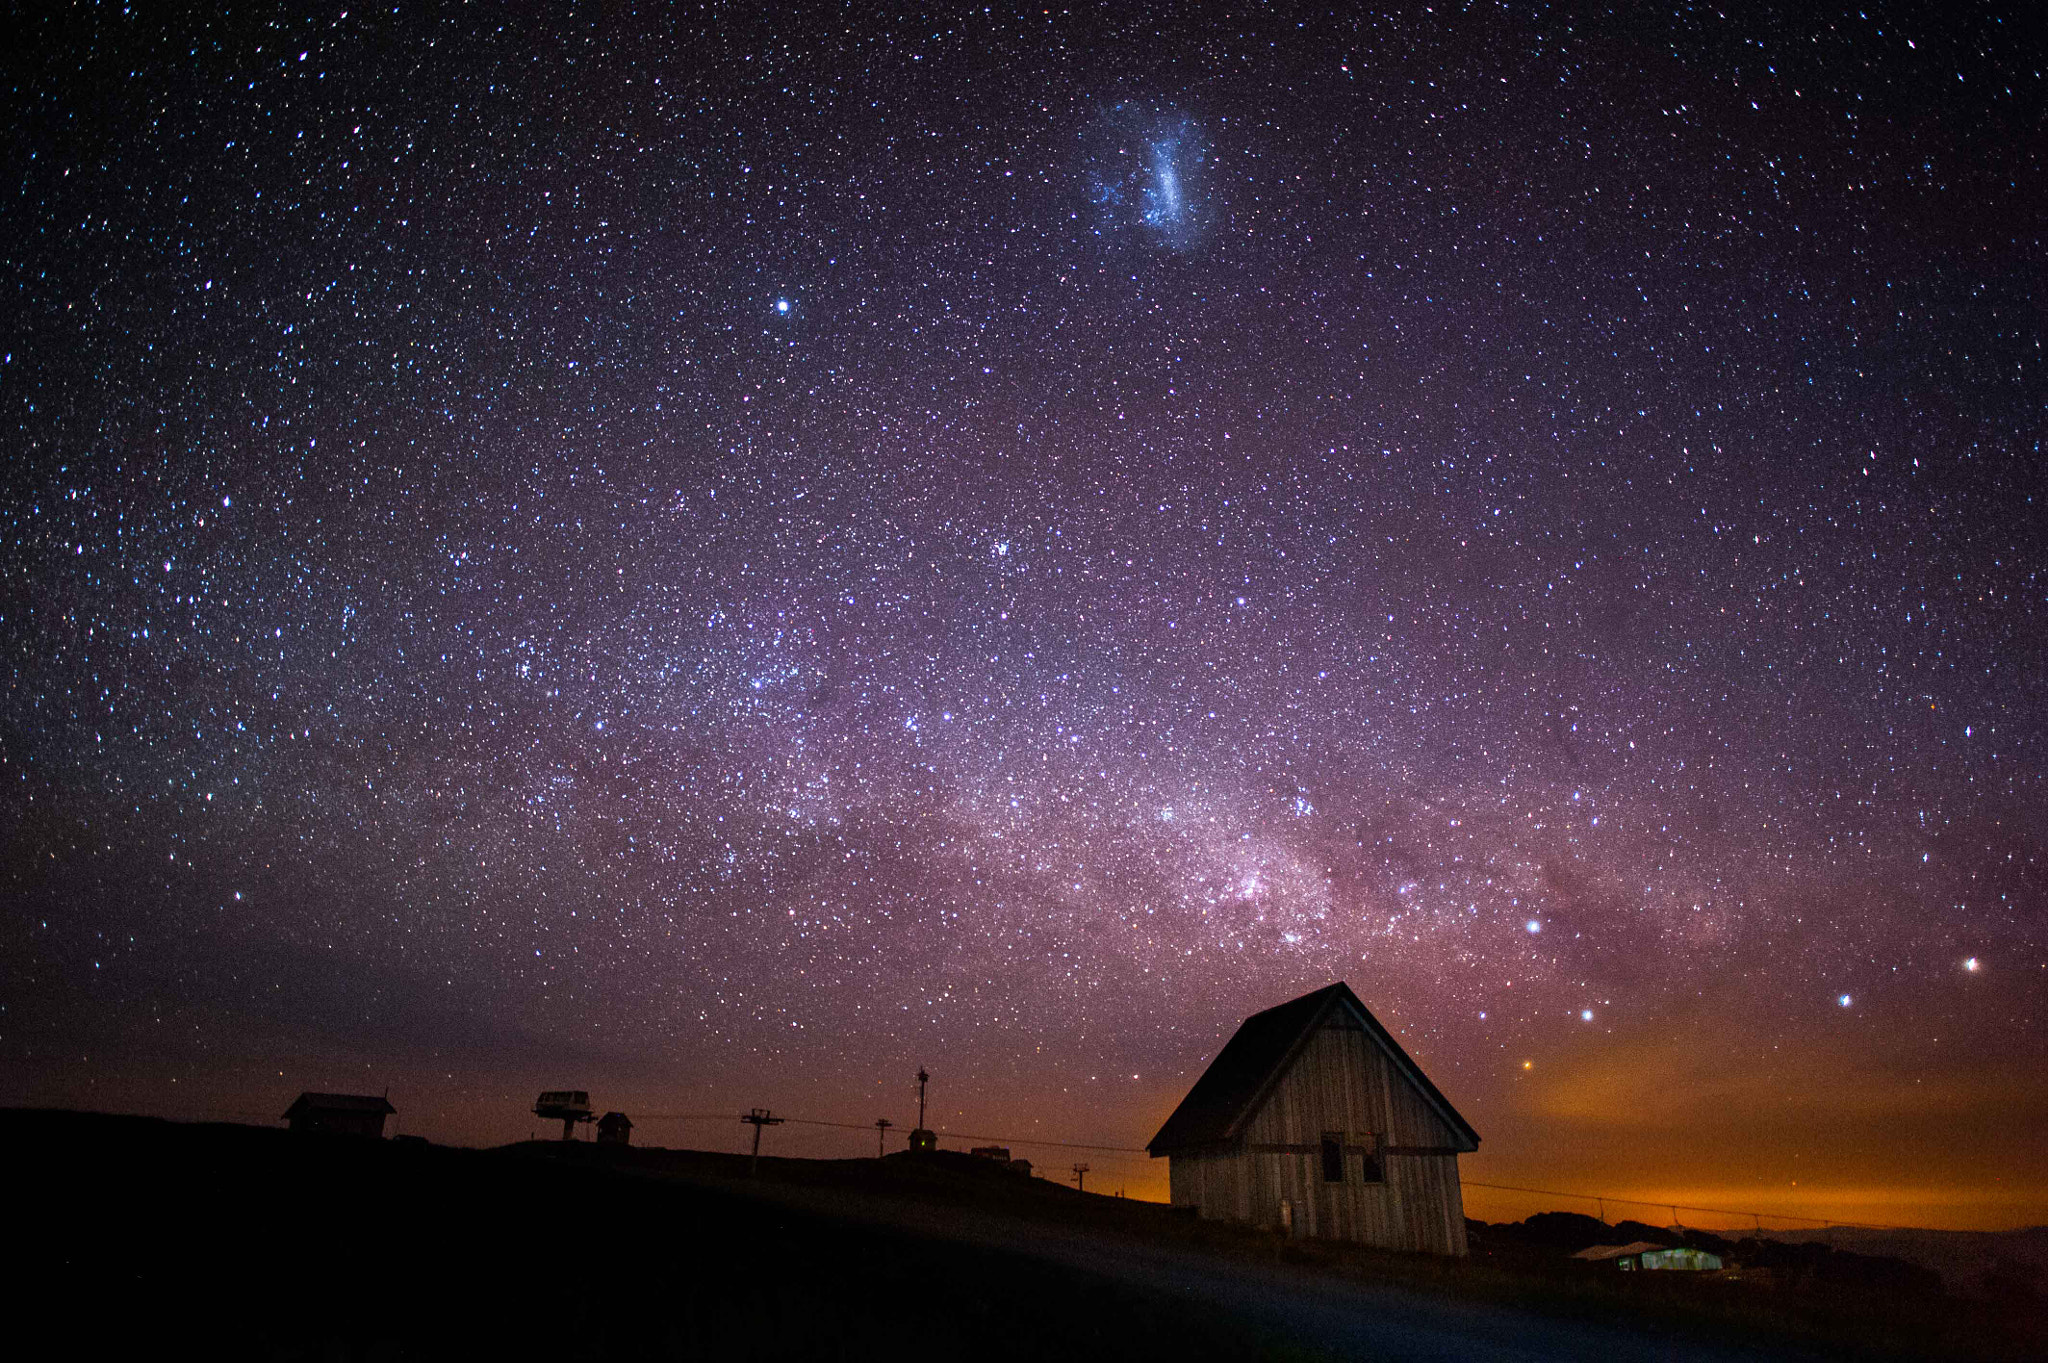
9, 1108, 1296, 1361
9, 1108, 2043, 1361
1759, 1226, 2048, 1303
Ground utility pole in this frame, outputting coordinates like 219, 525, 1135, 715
874, 1117, 893, 1157
1071, 1162, 1089, 1192
741, 1108, 784, 1175
916, 1067, 929, 1130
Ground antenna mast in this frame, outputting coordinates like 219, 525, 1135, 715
908, 1067, 937, 1151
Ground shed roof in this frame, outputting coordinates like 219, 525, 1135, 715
1572, 1241, 1667, 1261
283, 1092, 396, 1119
1146, 982, 1479, 1154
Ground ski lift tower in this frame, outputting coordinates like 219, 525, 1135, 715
533, 1090, 594, 1141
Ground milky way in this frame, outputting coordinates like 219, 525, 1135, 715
4, 6, 2043, 1221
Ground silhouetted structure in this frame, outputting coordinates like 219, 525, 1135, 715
533, 1090, 594, 1140
596, 1111, 633, 1146
907, 1066, 936, 1151
1574, 1242, 1725, 1271
873, 1116, 893, 1156
283, 1092, 395, 1137
1148, 982, 1480, 1256
970, 1145, 1011, 1161
741, 1107, 783, 1173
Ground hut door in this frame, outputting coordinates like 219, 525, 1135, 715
1318, 1131, 1347, 1240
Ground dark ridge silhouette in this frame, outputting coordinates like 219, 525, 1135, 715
1471, 1212, 1946, 1296
10, 1108, 2039, 1362
9, 1108, 1296, 1361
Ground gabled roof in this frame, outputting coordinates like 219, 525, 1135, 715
283, 1092, 396, 1118
1572, 1241, 1667, 1261
1147, 982, 1478, 1154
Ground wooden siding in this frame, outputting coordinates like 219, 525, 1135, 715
1166, 1018, 1469, 1255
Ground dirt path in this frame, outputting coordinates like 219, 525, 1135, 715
699, 1171, 1821, 1362
1003, 1226, 1808, 1362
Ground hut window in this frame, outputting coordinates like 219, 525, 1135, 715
1358, 1133, 1384, 1184
1320, 1133, 1345, 1183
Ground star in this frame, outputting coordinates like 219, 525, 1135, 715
4, 2, 2038, 1229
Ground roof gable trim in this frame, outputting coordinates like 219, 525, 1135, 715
1147, 982, 1479, 1154
1302, 988, 1478, 1152
1216, 988, 1347, 1140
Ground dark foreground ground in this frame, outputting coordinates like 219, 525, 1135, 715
10, 1109, 2041, 1362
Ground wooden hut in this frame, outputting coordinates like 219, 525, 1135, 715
1147, 982, 1479, 1255
282, 1092, 395, 1138
1574, 1242, 1725, 1272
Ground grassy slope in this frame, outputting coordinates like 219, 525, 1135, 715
11, 1107, 2043, 1361
1757, 1225, 2048, 1301
9, 1108, 1307, 1362
513, 1137, 2047, 1363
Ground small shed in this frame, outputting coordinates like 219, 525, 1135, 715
1148, 982, 1479, 1255
596, 1111, 634, 1146
1575, 1242, 1725, 1271
283, 1092, 395, 1138
968, 1145, 1033, 1176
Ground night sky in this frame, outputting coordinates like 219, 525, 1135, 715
5, 5, 2043, 1228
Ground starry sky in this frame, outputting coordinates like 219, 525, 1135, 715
5, 4, 2044, 1228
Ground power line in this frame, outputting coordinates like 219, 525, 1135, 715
28, 1102, 1960, 1234
1457, 1180, 1918, 1232
931, 1131, 1149, 1155
780, 1116, 1149, 1154
581, 1116, 1903, 1232
625, 1111, 1150, 1158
